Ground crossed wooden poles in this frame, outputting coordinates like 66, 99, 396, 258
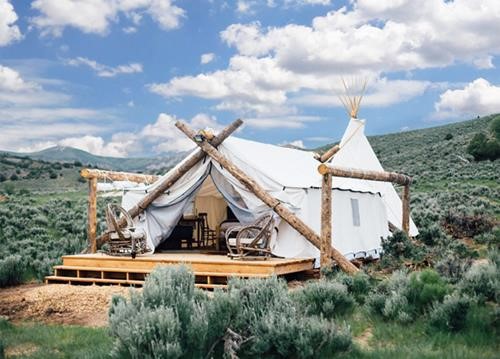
84, 119, 412, 275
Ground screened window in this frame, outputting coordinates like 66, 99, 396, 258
350, 198, 360, 227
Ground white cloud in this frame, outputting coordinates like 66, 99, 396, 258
245, 115, 321, 129
59, 135, 132, 157
141, 112, 223, 153
0, 0, 22, 46
0, 65, 38, 92
473, 56, 495, 70
200, 53, 215, 65
127, 100, 135, 107
0, 64, 117, 152
15, 112, 226, 156
122, 26, 137, 34
433, 78, 500, 120
284, 0, 331, 5
66, 57, 143, 77
31, 0, 185, 37
236, 1, 255, 14
281, 139, 305, 148
150, 1, 500, 125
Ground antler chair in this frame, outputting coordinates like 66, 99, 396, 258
105, 204, 149, 258
225, 214, 275, 259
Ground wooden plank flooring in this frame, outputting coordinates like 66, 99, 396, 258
45, 252, 315, 289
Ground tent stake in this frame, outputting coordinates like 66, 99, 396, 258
92, 119, 243, 250
176, 121, 359, 275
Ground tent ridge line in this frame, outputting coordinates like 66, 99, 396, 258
175, 120, 359, 275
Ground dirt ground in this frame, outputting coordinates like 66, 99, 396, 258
0, 283, 135, 327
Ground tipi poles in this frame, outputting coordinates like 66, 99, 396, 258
91, 119, 243, 251
318, 164, 412, 235
321, 173, 333, 269
176, 121, 359, 275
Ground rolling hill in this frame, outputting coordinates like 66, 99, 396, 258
0, 146, 186, 173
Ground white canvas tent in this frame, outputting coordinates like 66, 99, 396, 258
118, 118, 417, 265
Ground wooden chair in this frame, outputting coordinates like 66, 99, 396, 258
198, 212, 217, 248
225, 214, 275, 259
105, 204, 149, 258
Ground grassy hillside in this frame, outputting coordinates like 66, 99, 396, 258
1, 146, 186, 173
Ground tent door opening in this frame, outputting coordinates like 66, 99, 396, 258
155, 175, 240, 252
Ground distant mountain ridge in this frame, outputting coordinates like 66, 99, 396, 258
0, 146, 186, 173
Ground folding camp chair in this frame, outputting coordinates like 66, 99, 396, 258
225, 214, 275, 259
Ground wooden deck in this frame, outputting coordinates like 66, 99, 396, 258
45, 252, 315, 289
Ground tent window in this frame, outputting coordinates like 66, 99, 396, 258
350, 198, 360, 227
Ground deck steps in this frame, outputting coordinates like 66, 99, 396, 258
46, 265, 272, 289
44, 253, 315, 290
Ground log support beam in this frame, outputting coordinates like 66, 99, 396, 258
321, 173, 333, 272
176, 121, 359, 275
315, 144, 340, 163
81, 168, 159, 184
318, 164, 412, 236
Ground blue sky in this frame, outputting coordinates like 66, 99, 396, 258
1, 0, 500, 157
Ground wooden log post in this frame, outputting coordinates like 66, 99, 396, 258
81, 168, 159, 184
87, 177, 98, 253
402, 184, 410, 235
321, 173, 333, 272
93, 119, 243, 249
176, 121, 359, 275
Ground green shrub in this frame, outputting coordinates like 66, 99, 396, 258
407, 269, 448, 312
249, 311, 351, 358
109, 267, 352, 359
292, 280, 354, 318
429, 293, 472, 332
380, 231, 424, 267
0, 255, 25, 287
366, 271, 414, 323
228, 277, 352, 357
326, 271, 372, 304
467, 132, 500, 161
109, 265, 212, 359
435, 252, 472, 284
459, 262, 499, 303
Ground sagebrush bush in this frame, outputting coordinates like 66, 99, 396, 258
0, 255, 25, 287
458, 262, 499, 303
292, 280, 354, 318
429, 293, 472, 332
366, 270, 448, 323
435, 252, 472, 284
109, 266, 352, 359
407, 269, 448, 312
250, 311, 351, 358
109, 265, 213, 359
323, 271, 372, 304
